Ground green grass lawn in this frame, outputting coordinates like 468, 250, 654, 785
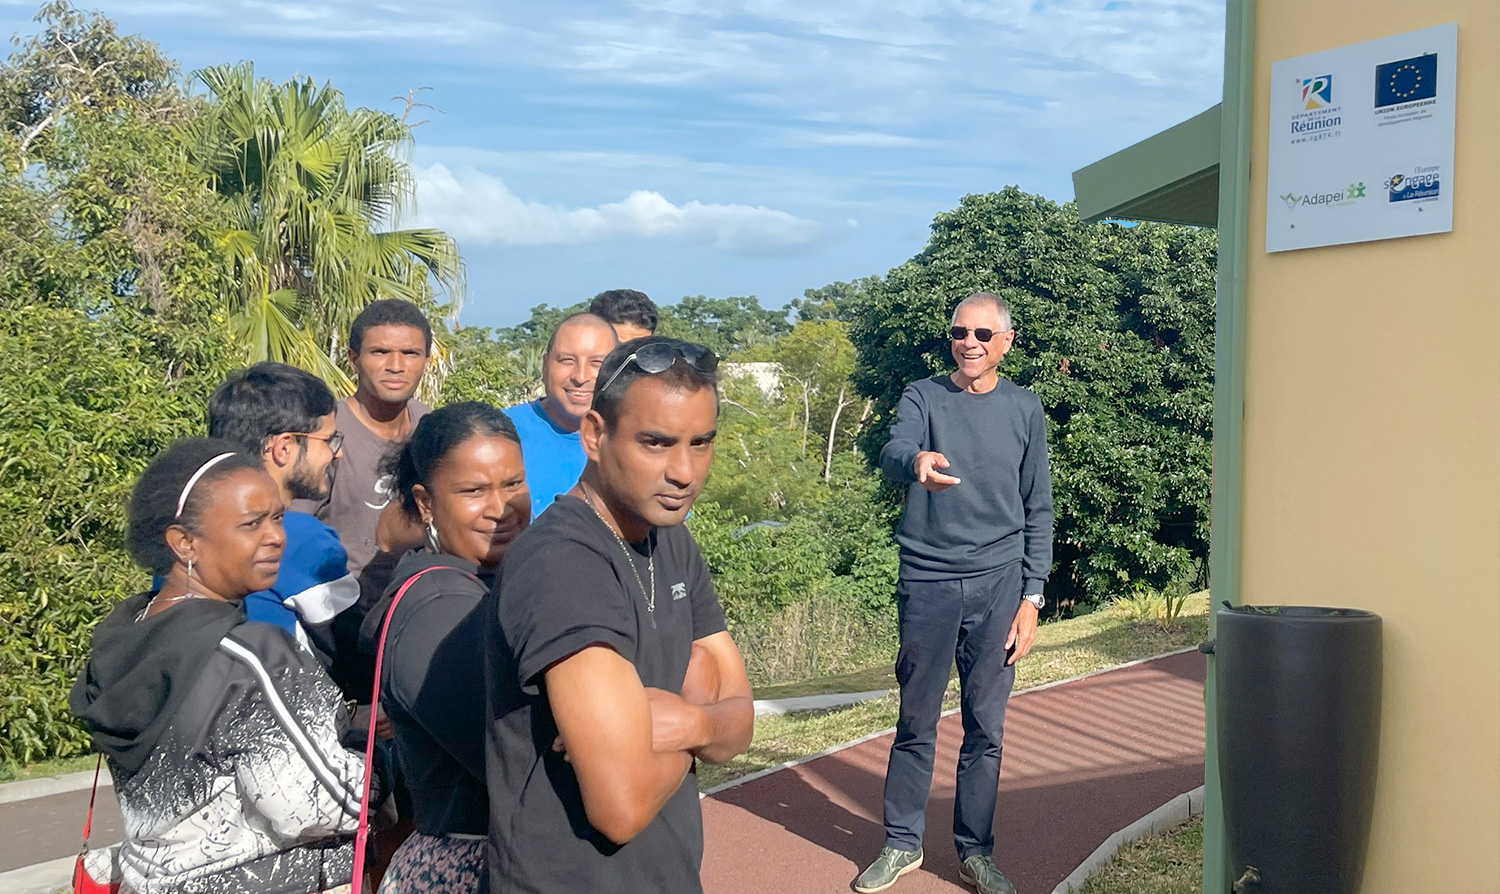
702, 591, 1209, 790
1076, 817, 1203, 894
0, 753, 98, 784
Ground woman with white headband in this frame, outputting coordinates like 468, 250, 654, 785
70, 437, 376, 894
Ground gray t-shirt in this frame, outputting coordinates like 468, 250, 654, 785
296, 396, 429, 576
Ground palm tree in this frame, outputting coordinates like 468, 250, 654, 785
191, 62, 463, 389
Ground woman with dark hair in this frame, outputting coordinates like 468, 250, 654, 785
363, 402, 529, 893
70, 437, 370, 894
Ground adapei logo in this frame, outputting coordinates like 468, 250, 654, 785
1279, 182, 1367, 211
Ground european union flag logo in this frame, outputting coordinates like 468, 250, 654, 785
1375, 53, 1437, 108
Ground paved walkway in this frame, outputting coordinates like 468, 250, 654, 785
0, 652, 1204, 893
702, 650, 1206, 894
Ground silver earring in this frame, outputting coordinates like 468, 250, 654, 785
426, 522, 442, 554
185, 557, 195, 580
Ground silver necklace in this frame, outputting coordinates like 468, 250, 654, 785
135, 590, 208, 622
581, 488, 655, 617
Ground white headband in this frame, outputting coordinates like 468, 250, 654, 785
175, 453, 237, 519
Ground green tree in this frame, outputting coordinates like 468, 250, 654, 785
438, 325, 536, 408
189, 61, 464, 387
658, 294, 791, 356
790, 275, 881, 323
849, 187, 1216, 604
770, 320, 863, 478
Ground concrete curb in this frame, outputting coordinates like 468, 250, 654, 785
0, 854, 76, 894
0, 769, 105, 805
1049, 785, 1206, 894
702, 646, 1199, 799
753, 689, 892, 717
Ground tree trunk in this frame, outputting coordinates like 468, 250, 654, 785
799, 380, 812, 457
824, 385, 850, 481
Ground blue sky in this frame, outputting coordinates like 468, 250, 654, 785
2, 0, 1224, 328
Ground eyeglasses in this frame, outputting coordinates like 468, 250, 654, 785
596, 341, 719, 399
290, 431, 344, 453
950, 326, 1008, 343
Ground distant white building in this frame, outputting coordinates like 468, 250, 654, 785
720, 361, 783, 399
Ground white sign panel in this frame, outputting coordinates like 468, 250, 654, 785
1266, 23, 1457, 253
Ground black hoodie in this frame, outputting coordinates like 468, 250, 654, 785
70, 592, 367, 894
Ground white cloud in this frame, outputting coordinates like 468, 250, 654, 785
797, 131, 929, 147
411, 164, 822, 256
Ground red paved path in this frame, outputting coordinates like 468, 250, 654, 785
702, 650, 1206, 894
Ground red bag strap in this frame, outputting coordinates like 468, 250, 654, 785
350, 565, 481, 894
80, 754, 103, 848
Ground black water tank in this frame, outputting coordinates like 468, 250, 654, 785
1215, 605, 1381, 894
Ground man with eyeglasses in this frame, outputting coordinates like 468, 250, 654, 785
503, 312, 619, 519
207, 362, 359, 664
483, 336, 754, 894
855, 292, 1054, 894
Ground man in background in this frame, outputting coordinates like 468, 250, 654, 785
589, 288, 658, 341
503, 313, 617, 519
297, 298, 433, 578
854, 292, 1054, 894
207, 362, 358, 663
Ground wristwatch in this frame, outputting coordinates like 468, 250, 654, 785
1022, 592, 1045, 611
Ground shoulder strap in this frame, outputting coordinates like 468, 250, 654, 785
350, 564, 481, 894
79, 754, 102, 849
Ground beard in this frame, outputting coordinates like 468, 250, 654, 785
286, 456, 331, 502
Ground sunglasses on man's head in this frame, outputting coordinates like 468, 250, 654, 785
597, 340, 719, 398
950, 326, 1003, 343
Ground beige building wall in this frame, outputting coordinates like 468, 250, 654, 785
1239, 2, 1500, 891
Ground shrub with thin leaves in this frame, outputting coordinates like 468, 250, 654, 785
0, 306, 216, 766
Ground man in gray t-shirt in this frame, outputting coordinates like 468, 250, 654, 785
294, 299, 432, 577
855, 292, 1054, 894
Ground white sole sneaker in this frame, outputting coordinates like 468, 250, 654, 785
853, 853, 924, 893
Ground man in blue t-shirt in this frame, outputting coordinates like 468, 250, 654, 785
207, 362, 359, 662
505, 313, 618, 519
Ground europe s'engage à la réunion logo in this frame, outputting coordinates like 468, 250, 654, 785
1300, 75, 1332, 110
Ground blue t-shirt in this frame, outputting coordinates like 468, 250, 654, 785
503, 399, 586, 521
243, 510, 359, 651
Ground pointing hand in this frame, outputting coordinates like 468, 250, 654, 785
915, 451, 961, 493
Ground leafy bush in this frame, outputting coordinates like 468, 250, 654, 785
688, 496, 900, 685
0, 306, 217, 767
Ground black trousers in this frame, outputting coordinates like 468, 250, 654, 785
880, 562, 1022, 859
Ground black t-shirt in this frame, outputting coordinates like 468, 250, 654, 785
376, 551, 490, 837
484, 495, 728, 894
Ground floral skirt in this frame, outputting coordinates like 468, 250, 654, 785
377, 832, 485, 894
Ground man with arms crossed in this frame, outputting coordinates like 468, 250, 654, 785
855, 293, 1054, 894
207, 362, 358, 660
484, 337, 753, 893
503, 313, 617, 519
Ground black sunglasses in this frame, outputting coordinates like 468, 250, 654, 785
597, 341, 719, 398
950, 326, 1003, 343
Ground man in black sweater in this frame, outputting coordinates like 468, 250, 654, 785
855, 292, 1054, 894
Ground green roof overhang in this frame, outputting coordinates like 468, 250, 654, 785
1072, 104, 1222, 227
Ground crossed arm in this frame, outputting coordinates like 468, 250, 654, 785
543, 631, 754, 844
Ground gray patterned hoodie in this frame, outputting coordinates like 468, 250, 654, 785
70, 592, 366, 894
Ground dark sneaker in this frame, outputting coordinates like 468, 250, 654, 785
852, 846, 923, 893
958, 854, 1017, 894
